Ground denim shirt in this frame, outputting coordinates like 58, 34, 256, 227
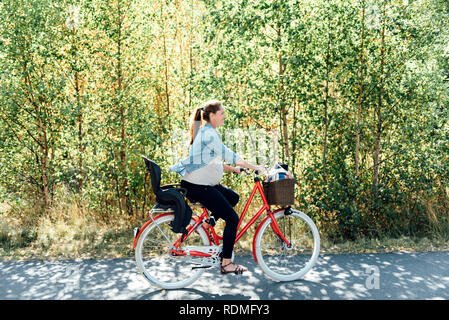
169, 123, 240, 177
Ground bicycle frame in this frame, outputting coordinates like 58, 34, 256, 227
134, 175, 293, 262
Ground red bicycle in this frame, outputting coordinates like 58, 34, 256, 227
134, 165, 320, 289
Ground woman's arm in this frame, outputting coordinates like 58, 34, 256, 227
223, 163, 240, 173
236, 158, 265, 173
224, 162, 264, 174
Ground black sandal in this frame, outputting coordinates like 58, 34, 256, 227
220, 262, 247, 275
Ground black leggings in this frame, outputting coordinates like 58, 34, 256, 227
180, 180, 240, 259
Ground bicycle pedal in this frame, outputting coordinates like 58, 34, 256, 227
205, 217, 216, 227
191, 265, 212, 270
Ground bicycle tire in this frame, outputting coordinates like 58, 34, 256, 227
254, 209, 320, 281
135, 213, 211, 289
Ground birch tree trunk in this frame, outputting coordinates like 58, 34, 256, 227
373, 1, 386, 188
277, 22, 289, 164
116, 0, 129, 213
23, 58, 51, 208
355, 1, 366, 180
323, 28, 331, 184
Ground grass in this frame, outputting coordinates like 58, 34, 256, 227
1, 201, 449, 261
320, 235, 449, 255
0, 200, 145, 261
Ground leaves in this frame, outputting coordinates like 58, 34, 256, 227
0, 0, 448, 239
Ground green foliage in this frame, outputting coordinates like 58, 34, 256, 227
0, 0, 448, 241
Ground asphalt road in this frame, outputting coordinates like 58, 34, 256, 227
1, 251, 448, 300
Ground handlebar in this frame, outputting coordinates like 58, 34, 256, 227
238, 166, 269, 175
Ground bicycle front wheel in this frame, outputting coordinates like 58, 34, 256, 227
254, 209, 320, 281
135, 213, 210, 289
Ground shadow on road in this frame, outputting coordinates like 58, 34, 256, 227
1, 251, 448, 299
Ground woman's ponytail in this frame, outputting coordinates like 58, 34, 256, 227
189, 107, 203, 145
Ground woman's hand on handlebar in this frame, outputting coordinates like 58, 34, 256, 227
234, 159, 267, 175
237, 165, 266, 175
233, 166, 244, 174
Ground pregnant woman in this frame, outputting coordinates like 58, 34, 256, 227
170, 99, 265, 275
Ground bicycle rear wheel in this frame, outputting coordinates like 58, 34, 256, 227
254, 209, 320, 281
135, 213, 210, 289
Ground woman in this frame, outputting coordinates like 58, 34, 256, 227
169, 99, 265, 275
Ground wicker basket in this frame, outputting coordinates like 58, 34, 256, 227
263, 178, 295, 206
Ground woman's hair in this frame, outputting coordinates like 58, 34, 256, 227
189, 99, 223, 145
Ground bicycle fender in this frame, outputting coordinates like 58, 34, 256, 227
132, 213, 212, 249
252, 208, 285, 262
133, 213, 173, 249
